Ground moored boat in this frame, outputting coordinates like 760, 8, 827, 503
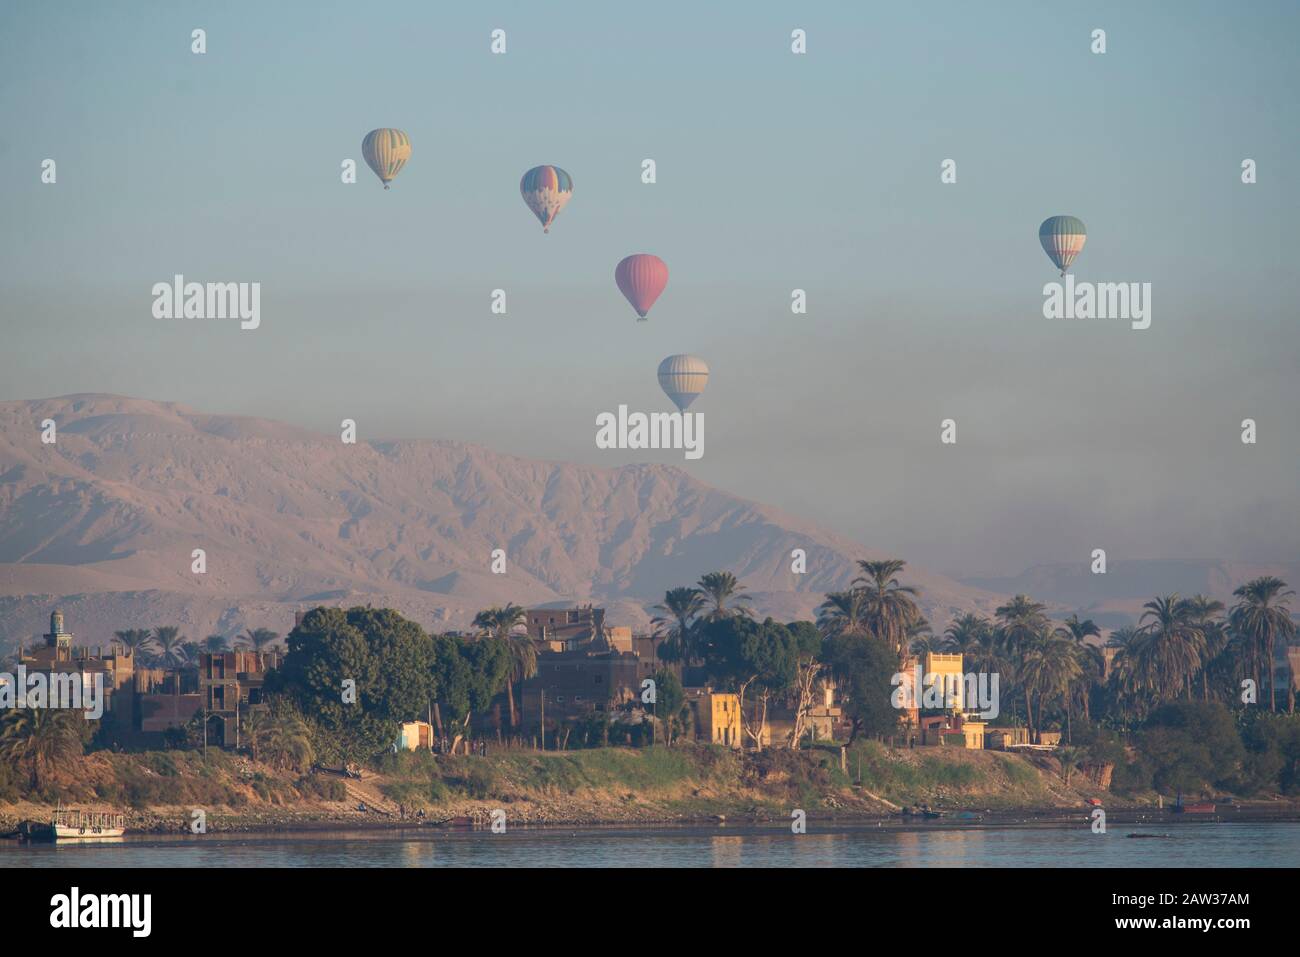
40, 805, 127, 840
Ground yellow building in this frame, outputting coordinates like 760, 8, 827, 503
924, 652, 966, 711
686, 688, 741, 748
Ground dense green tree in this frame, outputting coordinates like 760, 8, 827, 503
823, 632, 899, 745
702, 616, 799, 750
650, 668, 688, 746
274, 607, 436, 762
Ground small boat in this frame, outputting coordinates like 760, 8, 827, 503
22, 805, 126, 841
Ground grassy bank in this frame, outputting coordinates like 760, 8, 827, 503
0, 741, 1139, 832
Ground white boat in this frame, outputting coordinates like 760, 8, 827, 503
50, 805, 126, 840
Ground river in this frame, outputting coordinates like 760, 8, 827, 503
4, 821, 1298, 867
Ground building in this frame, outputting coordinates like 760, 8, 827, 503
199, 649, 281, 747
632, 632, 680, 682
685, 688, 741, 748
134, 669, 202, 736
526, 605, 607, 651
17, 610, 137, 738
519, 645, 642, 731
396, 720, 434, 751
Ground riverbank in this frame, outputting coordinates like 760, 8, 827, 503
4, 742, 1298, 835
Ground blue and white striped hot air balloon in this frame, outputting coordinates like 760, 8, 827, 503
362, 129, 411, 189
657, 355, 709, 412
1039, 215, 1087, 275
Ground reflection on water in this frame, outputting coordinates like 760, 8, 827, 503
3, 822, 1297, 868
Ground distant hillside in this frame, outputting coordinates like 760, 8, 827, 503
0, 394, 1005, 649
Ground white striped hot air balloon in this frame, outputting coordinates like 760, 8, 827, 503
362, 128, 411, 189
1039, 215, 1086, 275
657, 354, 709, 412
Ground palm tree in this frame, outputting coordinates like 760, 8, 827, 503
203, 634, 229, 654
1230, 577, 1295, 711
651, 587, 705, 665
1186, 595, 1228, 701
151, 626, 187, 670
0, 708, 84, 791
853, 559, 922, 658
1138, 595, 1205, 702
816, 590, 869, 638
945, 613, 991, 653
696, 571, 753, 621
241, 628, 280, 653
473, 604, 532, 730
1061, 614, 1101, 645
1106, 626, 1140, 649
1019, 631, 1082, 743
112, 629, 153, 658
180, 641, 202, 668
995, 595, 1050, 727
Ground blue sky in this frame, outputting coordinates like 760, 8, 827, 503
2, 0, 1297, 576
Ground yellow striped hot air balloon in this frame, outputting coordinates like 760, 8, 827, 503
362, 128, 411, 189
658, 354, 709, 411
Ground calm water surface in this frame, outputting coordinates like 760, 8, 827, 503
4, 822, 1298, 867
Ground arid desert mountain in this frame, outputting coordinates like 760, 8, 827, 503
0, 394, 1009, 649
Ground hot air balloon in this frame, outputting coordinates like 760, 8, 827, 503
520, 165, 573, 233
658, 354, 708, 412
362, 128, 411, 189
1039, 215, 1086, 275
615, 254, 668, 320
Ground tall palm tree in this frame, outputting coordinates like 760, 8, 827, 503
1138, 595, 1205, 702
0, 708, 84, 791
696, 571, 753, 621
853, 559, 922, 659
473, 604, 532, 730
203, 634, 230, 654
112, 629, 153, 658
1061, 614, 1101, 644
995, 595, 1050, 727
151, 626, 187, 670
180, 641, 202, 668
1019, 631, 1082, 743
651, 587, 705, 665
1186, 595, 1227, 701
995, 595, 1050, 657
816, 590, 869, 638
1230, 577, 1295, 711
241, 628, 280, 653
944, 613, 991, 654
1106, 626, 1140, 649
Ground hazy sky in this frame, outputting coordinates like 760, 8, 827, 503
2, 0, 1297, 578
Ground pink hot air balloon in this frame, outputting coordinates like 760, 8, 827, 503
615, 254, 668, 320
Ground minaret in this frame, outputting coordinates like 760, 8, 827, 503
45, 609, 73, 661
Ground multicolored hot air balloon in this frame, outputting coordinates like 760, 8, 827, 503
362, 129, 411, 189
520, 165, 573, 233
1039, 215, 1087, 275
615, 254, 668, 320
658, 354, 708, 411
